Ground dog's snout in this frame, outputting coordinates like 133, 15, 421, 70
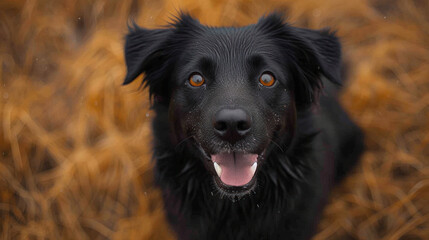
213, 108, 251, 143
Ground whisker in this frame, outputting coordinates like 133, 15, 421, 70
175, 135, 195, 150
270, 139, 284, 152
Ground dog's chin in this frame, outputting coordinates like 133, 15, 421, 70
212, 176, 258, 199
198, 145, 265, 198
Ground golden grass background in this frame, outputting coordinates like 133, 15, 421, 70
1, 0, 428, 239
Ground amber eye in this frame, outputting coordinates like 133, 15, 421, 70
189, 73, 205, 87
259, 72, 275, 87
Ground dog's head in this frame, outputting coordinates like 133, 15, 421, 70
124, 13, 341, 196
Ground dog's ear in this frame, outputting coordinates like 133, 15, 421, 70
123, 23, 173, 100
292, 27, 342, 102
257, 13, 342, 108
123, 14, 200, 101
123, 24, 171, 85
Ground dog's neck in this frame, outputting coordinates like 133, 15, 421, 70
149, 104, 326, 239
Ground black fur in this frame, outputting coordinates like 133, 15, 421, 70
124, 13, 364, 240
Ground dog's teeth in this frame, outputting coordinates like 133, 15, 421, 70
251, 162, 257, 175
214, 162, 222, 177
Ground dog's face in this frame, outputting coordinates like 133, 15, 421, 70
170, 28, 293, 190
124, 13, 341, 196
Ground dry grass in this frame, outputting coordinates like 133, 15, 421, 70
1, 0, 428, 239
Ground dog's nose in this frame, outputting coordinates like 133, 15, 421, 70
213, 108, 251, 143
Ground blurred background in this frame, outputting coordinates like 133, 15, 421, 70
1, 0, 428, 239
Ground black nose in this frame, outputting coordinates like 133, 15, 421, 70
213, 108, 251, 143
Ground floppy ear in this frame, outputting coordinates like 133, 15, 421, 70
123, 25, 170, 85
257, 13, 342, 108
292, 27, 342, 106
123, 23, 172, 99
123, 14, 201, 102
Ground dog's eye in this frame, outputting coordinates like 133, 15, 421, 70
189, 73, 205, 87
259, 72, 275, 87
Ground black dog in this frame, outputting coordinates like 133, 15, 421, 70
123, 13, 364, 240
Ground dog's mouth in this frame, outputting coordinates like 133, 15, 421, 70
193, 137, 269, 196
199, 146, 265, 195
211, 152, 258, 187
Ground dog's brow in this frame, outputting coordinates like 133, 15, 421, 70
247, 55, 266, 68
199, 57, 215, 68
196, 57, 217, 74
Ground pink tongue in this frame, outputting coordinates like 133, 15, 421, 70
211, 153, 258, 186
